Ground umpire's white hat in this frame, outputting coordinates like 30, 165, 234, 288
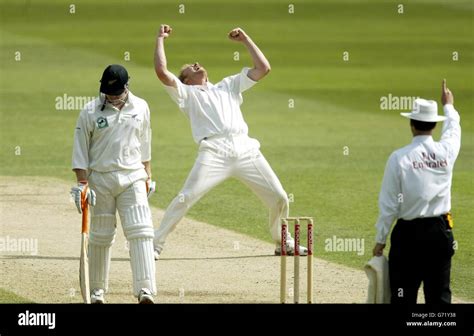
400, 98, 447, 122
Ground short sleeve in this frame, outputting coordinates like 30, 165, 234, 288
219, 67, 257, 95
162, 73, 189, 109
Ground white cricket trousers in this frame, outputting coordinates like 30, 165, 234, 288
88, 169, 156, 297
154, 145, 289, 253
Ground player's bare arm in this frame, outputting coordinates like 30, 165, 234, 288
372, 243, 386, 257
73, 168, 88, 183
142, 161, 152, 179
154, 24, 176, 88
228, 27, 271, 81
142, 161, 156, 198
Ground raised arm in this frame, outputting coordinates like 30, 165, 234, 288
154, 24, 177, 88
228, 28, 271, 81
440, 79, 461, 159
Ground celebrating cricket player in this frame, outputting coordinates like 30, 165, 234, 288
373, 80, 461, 304
71, 64, 157, 303
153, 24, 307, 259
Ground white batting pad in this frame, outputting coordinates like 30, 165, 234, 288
121, 204, 156, 296
121, 204, 154, 239
129, 237, 156, 296
89, 214, 116, 292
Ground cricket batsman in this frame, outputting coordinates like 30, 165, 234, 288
71, 64, 157, 303
153, 24, 307, 259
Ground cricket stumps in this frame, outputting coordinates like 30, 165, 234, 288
280, 217, 314, 304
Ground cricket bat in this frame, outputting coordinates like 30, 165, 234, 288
79, 186, 91, 304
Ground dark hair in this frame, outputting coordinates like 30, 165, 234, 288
410, 119, 436, 131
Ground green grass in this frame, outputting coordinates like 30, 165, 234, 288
0, 288, 33, 303
1, 0, 473, 301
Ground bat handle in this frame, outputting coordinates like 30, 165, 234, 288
81, 186, 89, 234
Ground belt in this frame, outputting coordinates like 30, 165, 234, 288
399, 212, 453, 228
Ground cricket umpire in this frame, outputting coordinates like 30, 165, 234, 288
71, 64, 157, 303
373, 80, 461, 304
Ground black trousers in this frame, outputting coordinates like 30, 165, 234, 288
389, 215, 454, 304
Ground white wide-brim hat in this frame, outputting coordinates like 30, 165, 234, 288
400, 98, 447, 122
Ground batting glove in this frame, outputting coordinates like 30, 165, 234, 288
146, 179, 156, 199
71, 182, 96, 214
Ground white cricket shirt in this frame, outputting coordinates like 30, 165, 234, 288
163, 67, 258, 149
375, 104, 461, 244
72, 91, 152, 172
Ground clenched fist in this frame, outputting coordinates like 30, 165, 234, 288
228, 27, 248, 42
158, 24, 172, 39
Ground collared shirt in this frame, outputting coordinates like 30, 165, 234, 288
72, 91, 152, 172
163, 67, 257, 144
375, 104, 461, 244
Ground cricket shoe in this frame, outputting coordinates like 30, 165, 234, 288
153, 248, 160, 261
138, 288, 155, 304
274, 241, 308, 256
90, 288, 105, 304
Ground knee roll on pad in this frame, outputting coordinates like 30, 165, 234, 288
90, 214, 117, 246
122, 205, 154, 240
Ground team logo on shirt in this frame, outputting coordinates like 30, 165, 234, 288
96, 116, 109, 129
